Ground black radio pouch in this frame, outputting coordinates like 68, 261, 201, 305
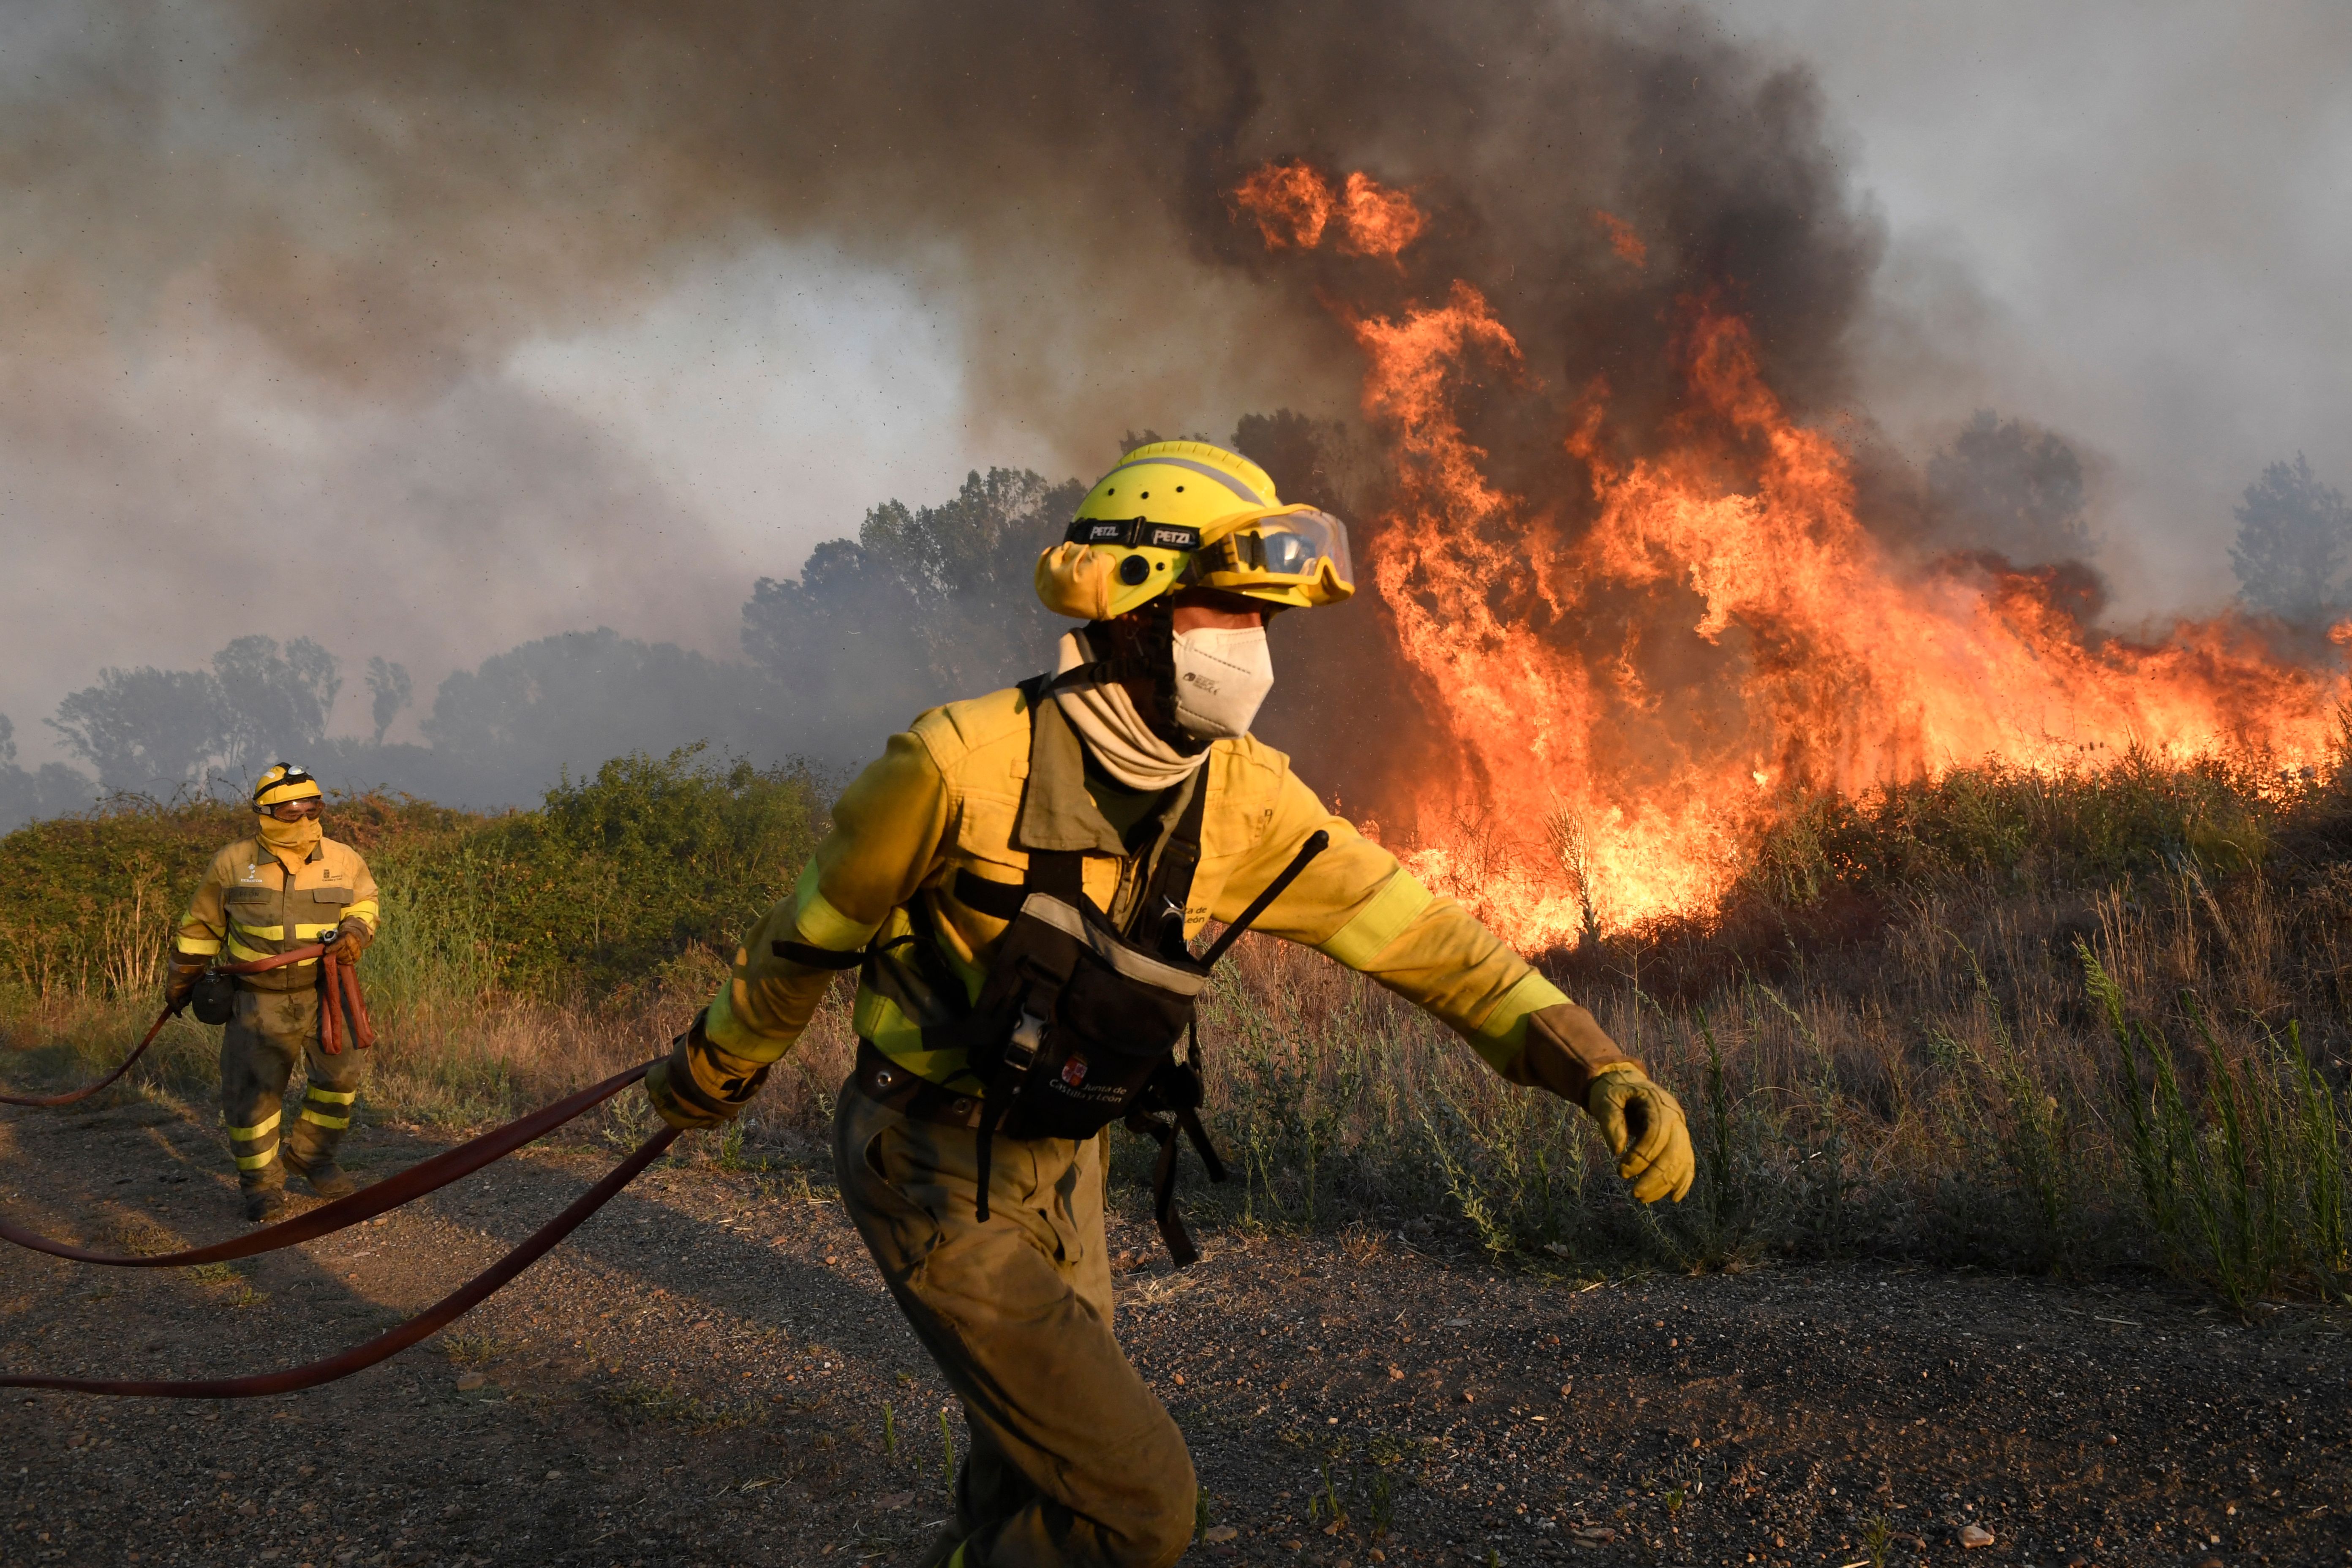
946, 679, 1327, 1264
957, 715, 1219, 1254
191, 969, 237, 1026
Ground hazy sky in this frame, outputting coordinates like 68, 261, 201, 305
2, 1, 2345, 765
1720, 0, 2352, 610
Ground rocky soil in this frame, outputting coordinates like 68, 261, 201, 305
2, 1090, 2348, 1568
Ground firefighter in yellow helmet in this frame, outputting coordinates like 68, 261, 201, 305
646, 441, 1693, 1568
166, 765, 381, 1222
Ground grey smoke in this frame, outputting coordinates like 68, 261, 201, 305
0, 1, 2343, 819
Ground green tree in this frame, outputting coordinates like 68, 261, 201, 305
421, 629, 787, 808
212, 635, 342, 775
1925, 410, 2090, 565
740, 466, 1081, 720
47, 636, 342, 795
365, 656, 414, 744
49, 665, 229, 794
2230, 454, 2350, 624
0, 715, 95, 833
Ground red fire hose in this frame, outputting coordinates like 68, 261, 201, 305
0, 943, 346, 1110
0, 1124, 678, 1398
318, 942, 376, 1054
0, 1006, 180, 1110
0, 933, 689, 1399
0, 1060, 653, 1267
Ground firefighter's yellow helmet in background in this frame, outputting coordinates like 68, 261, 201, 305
252, 764, 323, 810
1035, 440, 1356, 621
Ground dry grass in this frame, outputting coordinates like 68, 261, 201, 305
1173, 857, 2349, 1304
6, 758, 2350, 1309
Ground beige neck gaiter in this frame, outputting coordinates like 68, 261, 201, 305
1051, 632, 1209, 792
256, 814, 321, 871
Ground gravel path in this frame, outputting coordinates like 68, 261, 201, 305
2, 1092, 2347, 1568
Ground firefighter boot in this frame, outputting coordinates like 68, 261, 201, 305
241, 1170, 287, 1223
282, 1099, 357, 1199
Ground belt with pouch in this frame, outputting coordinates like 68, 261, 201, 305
853, 1039, 987, 1131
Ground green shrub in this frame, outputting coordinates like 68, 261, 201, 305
394, 746, 828, 1000
0, 746, 828, 1013
1737, 748, 2284, 912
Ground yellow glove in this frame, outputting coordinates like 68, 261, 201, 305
643, 1010, 767, 1131
1587, 1063, 1694, 1203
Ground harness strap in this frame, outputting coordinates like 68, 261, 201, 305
1176, 1104, 1227, 1184
972, 959, 1060, 1222
1119, 1103, 1220, 1267
771, 939, 869, 970
1141, 1114, 1198, 1266
952, 870, 1028, 923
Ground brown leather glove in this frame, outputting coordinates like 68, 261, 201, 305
1505, 1002, 1635, 1103
330, 918, 373, 961
644, 1010, 770, 1131
163, 953, 209, 1011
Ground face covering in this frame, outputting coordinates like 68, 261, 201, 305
256, 812, 322, 865
1170, 625, 1275, 740
1052, 632, 1208, 792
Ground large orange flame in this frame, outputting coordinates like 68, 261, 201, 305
1232, 162, 1426, 259
1236, 163, 2350, 945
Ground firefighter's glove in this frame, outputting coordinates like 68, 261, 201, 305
1587, 1064, 1695, 1204
330, 919, 373, 961
163, 953, 208, 1012
643, 1009, 770, 1132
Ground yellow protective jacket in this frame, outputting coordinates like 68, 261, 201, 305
699, 683, 1576, 1100
173, 836, 380, 993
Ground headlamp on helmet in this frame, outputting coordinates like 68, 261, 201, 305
1035, 440, 1356, 621
252, 763, 323, 812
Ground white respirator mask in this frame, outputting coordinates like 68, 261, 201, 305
1169, 625, 1275, 740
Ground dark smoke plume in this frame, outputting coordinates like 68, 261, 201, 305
6, 0, 1897, 820
198, 3, 1880, 436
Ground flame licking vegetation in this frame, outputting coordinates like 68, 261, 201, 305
1232, 163, 2352, 948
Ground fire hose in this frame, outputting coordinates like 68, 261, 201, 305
0, 940, 368, 1110
0, 1060, 651, 1268
0, 1122, 677, 1398
1, 988, 678, 1394
315, 937, 376, 1054
0, 1006, 180, 1110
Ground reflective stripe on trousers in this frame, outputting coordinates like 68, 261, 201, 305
218, 983, 368, 1186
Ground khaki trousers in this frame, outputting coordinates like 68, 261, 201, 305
219, 983, 367, 1190
833, 1082, 1196, 1568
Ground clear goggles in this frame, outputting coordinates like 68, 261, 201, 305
1209, 507, 1354, 591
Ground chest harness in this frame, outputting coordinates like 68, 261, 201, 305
829, 678, 1326, 1263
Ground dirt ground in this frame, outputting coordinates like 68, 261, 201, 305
1, 1092, 2347, 1568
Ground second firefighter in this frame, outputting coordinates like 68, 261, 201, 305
166, 764, 380, 1221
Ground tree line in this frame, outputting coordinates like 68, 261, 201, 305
0, 411, 2344, 833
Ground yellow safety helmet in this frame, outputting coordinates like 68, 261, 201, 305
252, 763, 323, 810
1035, 440, 1356, 621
